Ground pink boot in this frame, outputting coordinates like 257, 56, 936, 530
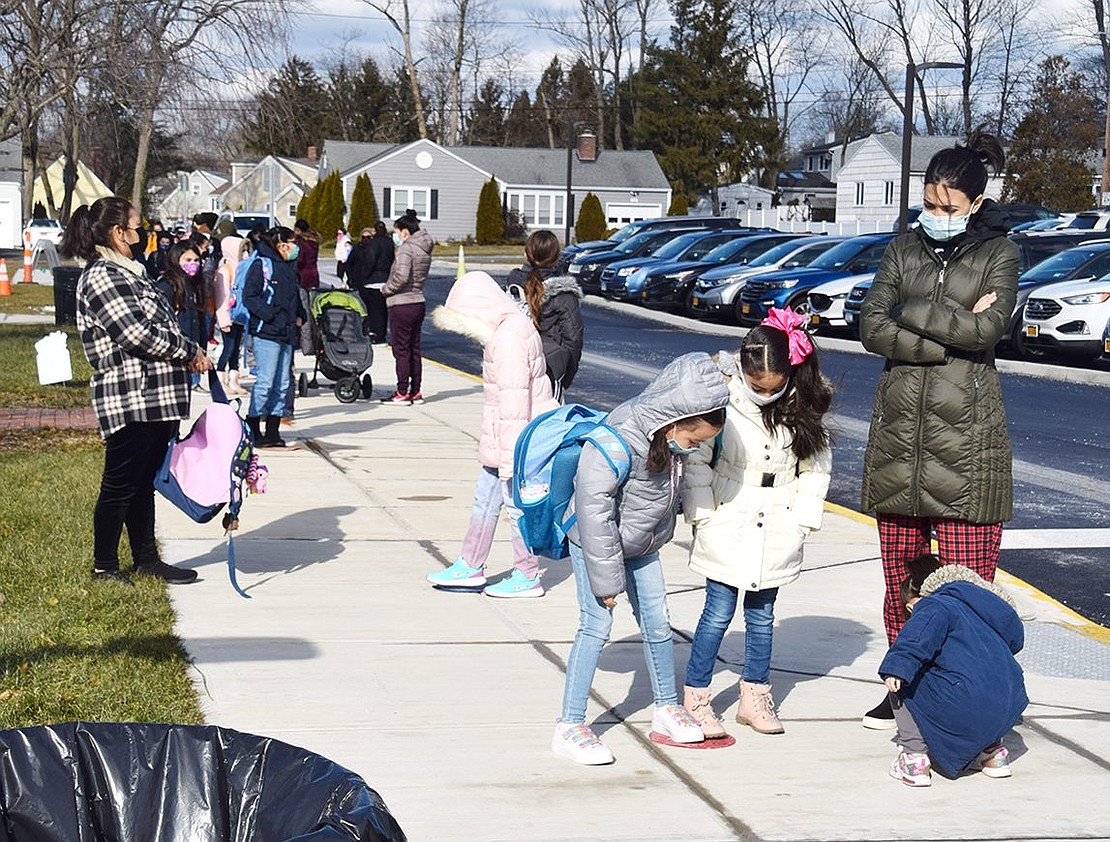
684, 686, 727, 739
735, 681, 784, 734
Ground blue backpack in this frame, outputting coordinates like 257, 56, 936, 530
512, 404, 632, 559
228, 252, 272, 328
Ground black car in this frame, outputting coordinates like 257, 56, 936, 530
636, 233, 801, 311
568, 227, 710, 294
561, 215, 747, 266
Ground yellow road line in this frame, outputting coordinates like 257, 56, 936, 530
425, 356, 482, 383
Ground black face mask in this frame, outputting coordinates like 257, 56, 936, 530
361, 236, 372, 244
158, 242, 171, 251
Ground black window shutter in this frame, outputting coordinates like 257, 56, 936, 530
430, 189, 438, 220
383, 187, 392, 218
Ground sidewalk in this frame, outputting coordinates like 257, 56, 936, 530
156, 349, 1110, 842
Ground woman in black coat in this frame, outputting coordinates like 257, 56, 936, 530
362, 221, 394, 343
506, 229, 584, 401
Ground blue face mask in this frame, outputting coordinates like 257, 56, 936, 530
392, 232, 402, 247
667, 438, 700, 456
917, 198, 982, 242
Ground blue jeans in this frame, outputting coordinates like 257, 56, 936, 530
685, 580, 779, 687
249, 337, 292, 417
559, 543, 677, 723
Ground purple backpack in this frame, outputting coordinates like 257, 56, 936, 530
154, 371, 260, 598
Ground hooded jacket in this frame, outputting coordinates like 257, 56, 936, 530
431, 271, 558, 478
243, 241, 306, 346
295, 231, 320, 290
214, 236, 243, 331
567, 353, 730, 598
681, 375, 831, 591
879, 565, 1028, 777
860, 199, 1018, 524
383, 228, 433, 307
506, 266, 585, 388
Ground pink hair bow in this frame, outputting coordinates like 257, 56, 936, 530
760, 307, 813, 366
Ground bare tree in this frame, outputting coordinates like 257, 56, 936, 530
1090, 0, 1110, 204
361, 0, 429, 140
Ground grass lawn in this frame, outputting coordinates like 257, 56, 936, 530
432, 243, 525, 258
0, 324, 203, 728
0, 282, 55, 316
0, 325, 93, 408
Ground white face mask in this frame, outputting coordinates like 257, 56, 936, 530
741, 376, 790, 407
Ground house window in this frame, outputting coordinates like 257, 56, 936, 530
390, 186, 430, 219
192, 183, 201, 195
855, 183, 865, 206
288, 203, 298, 218
884, 181, 895, 206
506, 191, 565, 226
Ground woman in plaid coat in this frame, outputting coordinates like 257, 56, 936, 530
62, 197, 212, 585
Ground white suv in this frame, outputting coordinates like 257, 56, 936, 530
23, 218, 64, 246
1021, 277, 1110, 360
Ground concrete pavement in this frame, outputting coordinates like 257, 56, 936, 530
156, 345, 1110, 842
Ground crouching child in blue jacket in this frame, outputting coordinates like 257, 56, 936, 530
881, 554, 1028, 787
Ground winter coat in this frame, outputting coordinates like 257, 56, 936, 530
879, 566, 1028, 777
506, 266, 585, 388
860, 200, 1018, 524
343, 241, 374, 288
243, 241, 306, 346
431, 271, 558, 479
368, 235, 395, 286
155, 276, 205, 345
213, 236, 243, 331
383, 228, 433, 307
682, 376, 831, 592
295, 232, 320, 290
567, 353, 730, 598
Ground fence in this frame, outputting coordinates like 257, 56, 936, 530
736, 209, 893, 236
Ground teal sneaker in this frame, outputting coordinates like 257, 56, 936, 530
484, 568, 544, 599
427, 558, 486, 588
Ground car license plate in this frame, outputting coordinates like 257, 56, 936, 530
569, 264, 580, 274
1025, 325, 1039, 338
691, 297, 700, 306
844, 312, 854, 324
810, 314, 820, 324
599, 281, 607, 291
1105, 337, 1110, 354
742, 304, 750, 314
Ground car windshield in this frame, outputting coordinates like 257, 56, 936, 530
809, 239, 876, 270
29, 219, 59, 228
702, 238, 755, 262
235, 215, 270, 231
1068, 215, 1104, 230
1021, 248, 1108, 282
609, 222, 648, 243
651, 232, 706, 260
615, 231, 660, 253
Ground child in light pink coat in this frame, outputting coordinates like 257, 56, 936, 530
214, 236, 248, 395
426, 271, 559, 598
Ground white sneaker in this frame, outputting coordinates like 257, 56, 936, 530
652, 703, 705, 744
551, 722, 615, 765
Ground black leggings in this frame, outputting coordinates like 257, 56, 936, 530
93, 420, 178, 570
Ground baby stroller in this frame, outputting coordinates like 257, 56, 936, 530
298, 289, 374, 403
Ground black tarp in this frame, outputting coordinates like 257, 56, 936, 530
0, 722, 406, 842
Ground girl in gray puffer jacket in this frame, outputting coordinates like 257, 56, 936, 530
552, 352, 729, 766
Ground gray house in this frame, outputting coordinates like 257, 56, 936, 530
318, 138, 671, 243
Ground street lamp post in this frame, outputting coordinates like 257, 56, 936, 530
899, 61, 964, 233
564, 120, 591, 245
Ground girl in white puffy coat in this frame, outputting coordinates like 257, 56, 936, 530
680, 308, 832, 738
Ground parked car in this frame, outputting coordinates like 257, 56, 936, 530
689, 236, 844, 324
1004, 241, 1110, 358
841, 276, 872, 338
1008, 229, 1110, 272
1062, 210, 1110, 231
628, 233, 799, 308
737, 233, 895, 325
23, 218, 64, 246
561, 215, 747, 265
996, 203, 1061, 230
229, 211, 274, 237
1102, 316, 1110, 361
1021, 276, 1110, 361
1010, 217, 1071, 232
568, 227, 708, 294
808, 272, 875, 332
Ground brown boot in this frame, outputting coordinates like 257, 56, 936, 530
736, 681, 784, 734
684, 686, 727, 739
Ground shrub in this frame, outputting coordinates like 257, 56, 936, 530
475, 176, 503, 244
667, 193, 689, 215
347, 173, 379, 234
575, 192, 607, 242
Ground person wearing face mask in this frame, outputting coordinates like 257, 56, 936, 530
155, 241, 211, 391
680, 309, 832, 739
146, 231, 174, 280
551, 353, 729, 765
381, 210, 433, 403
241, 225, 307, 448
859, 128, 1018, 731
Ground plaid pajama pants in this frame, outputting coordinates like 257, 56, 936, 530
876, 513, 1003, 644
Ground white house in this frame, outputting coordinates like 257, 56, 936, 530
0, 137, 21, 249
835, 133, 1005, 224
319, 137, 672, 243
153, 169, 229, 224
215, 155, 317, 228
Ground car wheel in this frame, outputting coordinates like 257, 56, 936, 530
297, 372, 309, 398
334, 377, 360, 403
786, 292, 810, 316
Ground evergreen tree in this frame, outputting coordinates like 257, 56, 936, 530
315, 171, 347, 240
575, 193, 607, 242
475, 176, 504, 244
296, 190, 314, 226
242, 58, 331, 158
667, 193, 689, 215
632, 0, 777, 210
348, 173, 378, 233
1003, 56, 1102, 212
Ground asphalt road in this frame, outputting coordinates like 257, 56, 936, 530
417, 270, 1110, 629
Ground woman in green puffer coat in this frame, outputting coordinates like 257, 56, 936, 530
859, 128, 1019, 729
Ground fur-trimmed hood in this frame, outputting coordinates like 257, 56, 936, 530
431, 270, 524, 346
542, 274, 584, 301
921, 564, 1017, 611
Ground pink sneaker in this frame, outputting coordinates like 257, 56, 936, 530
890, 750, 932, 787
381, 392, 411, 404
974, 743, 1012, 778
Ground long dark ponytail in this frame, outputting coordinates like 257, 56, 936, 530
522, 230, 560, 327
60, 196, 133, 263
738, 325, 831, 461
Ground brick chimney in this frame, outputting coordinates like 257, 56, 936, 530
576, 132, 598, 163
306, 145, 318, 163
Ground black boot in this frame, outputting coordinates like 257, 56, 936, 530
262, 415, 286, 448
246, 415, 262, 444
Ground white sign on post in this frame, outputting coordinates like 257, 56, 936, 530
35, 331, 73, 385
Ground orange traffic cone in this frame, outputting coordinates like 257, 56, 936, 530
21, 230, 33, 283
0, 258, 11, 296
